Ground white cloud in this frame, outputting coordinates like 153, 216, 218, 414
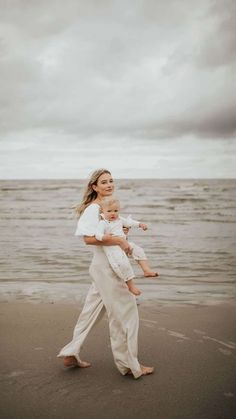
0, 0, 235, 178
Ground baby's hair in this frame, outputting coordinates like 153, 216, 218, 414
100, 197, 120, 209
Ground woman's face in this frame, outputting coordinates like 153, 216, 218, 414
93, 172, 114, 199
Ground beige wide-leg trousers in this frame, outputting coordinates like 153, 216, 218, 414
57, 247, 142, 378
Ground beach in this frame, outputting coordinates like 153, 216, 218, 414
1, 179, 236, 418
1, 300, 236, 419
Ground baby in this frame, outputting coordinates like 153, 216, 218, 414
95, 197, 158, 296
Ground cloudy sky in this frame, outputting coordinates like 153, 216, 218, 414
0, 0, 235, 178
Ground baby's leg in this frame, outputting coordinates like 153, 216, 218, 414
137, 260, 159, 277
126, 278, 141, 296
103, 245, 135, 281
103, 246, 142, 294
129, 242, 159, 277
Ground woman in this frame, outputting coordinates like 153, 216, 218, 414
57, 169, 154, 378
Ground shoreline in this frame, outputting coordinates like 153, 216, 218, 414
1, 280, 235, 307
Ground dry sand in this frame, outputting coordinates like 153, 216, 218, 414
1, 300, 236, 419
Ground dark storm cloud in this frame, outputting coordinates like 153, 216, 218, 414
198, 0, 236, 68
157, 103, 236, 139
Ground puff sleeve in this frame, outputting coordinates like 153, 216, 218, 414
74, 204, 100, 236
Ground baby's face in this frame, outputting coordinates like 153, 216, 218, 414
102, 203, 120, 221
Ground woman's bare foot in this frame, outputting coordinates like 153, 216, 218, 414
140, 365, 154, 375
144, 271, 159, 277
126, 365, 154, 377
63, 356, 91, 368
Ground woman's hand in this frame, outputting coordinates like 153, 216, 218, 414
84, 235, 132, 255
122, 226, 130, 236
117, 237, 133, 255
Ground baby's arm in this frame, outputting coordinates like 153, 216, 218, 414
120, 216, 148, 231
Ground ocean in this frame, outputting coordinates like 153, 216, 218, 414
0, 179, 235, 305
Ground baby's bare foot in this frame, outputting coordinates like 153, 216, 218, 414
63, 356, 91, 368
128, 286, 141, 296
144, 271, 159, 277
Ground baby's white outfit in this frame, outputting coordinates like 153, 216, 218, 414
95, 215, 147, 281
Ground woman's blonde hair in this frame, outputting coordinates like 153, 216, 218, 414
74, 169, 111, 218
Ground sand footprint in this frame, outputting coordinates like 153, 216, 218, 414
202, 335, 235, 349
7, 371, 25, 378
224, 392, 234, 398
140, 318, 158, 325
218, 348, 232, 356
167, 330, 190, 340
193, 329, 206, 335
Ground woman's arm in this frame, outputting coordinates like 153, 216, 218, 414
84, 235, 132, 255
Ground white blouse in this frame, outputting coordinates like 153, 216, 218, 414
74, 203, 100, 237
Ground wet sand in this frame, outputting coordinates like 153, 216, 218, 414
1, 300, 236, 419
